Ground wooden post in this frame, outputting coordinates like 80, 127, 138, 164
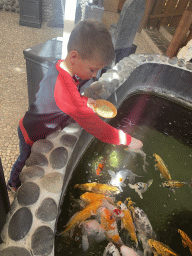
138, 0, 156, 33
166, 9, 192, 58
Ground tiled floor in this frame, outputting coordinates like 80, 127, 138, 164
0, 11, 156, 202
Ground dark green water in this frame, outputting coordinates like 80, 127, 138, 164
55, 94, 192, 256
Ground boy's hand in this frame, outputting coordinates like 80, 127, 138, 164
128, 137, 143, 150
87, 98, 97, 111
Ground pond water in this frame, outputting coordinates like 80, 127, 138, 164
55, 94, 192, 256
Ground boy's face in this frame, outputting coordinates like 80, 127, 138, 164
71, 51, 105, 80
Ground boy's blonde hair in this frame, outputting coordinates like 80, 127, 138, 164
67, 20, 115, 66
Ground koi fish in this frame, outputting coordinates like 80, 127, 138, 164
74, 182, 121, 196
81, 219, 106, 251
124, 147, 149, 173
133, 207, 155, 256
117, 201, 138, 247
102, 199, 124, 219
103, 242, 121, 256
61, 199, 103, 236
153, 154, 172, 180
120, 245, 141, 256
148, 239, 179, 256
178, 229, 192, 254
125, 197, 136, 214
99, 207, 123, 247
128, 180, 153, 199
95, 157, 107, 175
80, 192, 113, 204
162, 180, 188, 193
108, 169, 143, 192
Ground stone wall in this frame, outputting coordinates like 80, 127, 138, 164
0, 54, 192, 256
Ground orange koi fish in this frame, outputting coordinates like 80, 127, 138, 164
153, 154, 172, 180
148, 239, 179, 256
95, 157, 107, 175
178, 229, 192, 254
117, 201, 138, 247
62, 199, 103, 237
80, 192, 107, 203
74, 182, 121, 196
99, 207, 123, 247
162, 180, 188, 193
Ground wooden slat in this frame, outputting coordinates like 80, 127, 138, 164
166, 10, 192, 58
161, 0, 179, 26
169, 0, 190, 27
149, 11, 184, 19
138, 0, 156, 32
148, 0, 167, 28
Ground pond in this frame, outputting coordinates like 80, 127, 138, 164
55, 93, 192, 256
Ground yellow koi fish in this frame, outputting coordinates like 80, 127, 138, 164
100, 207, 123, 247
74, 182, 121, 196
162, 180, 188, 193
125, 197, 136, 214
80, 192, 107, 203
62, 199, 103, 236
153, 154, 172, 180
117, 201, 138, 247
178, 229, 192, 254
148, 239, 179, 256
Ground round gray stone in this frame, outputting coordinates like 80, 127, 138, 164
63, 123, 81, 134
185, 62, 192, 70
146, 55, 154, 61
36, 198, 57, 222
25, 152, 48, 167
0, 247, 31, 256
168, 57, 178, 65
160, 55, 168, 62
31, 139, 54, 154
8, 207, 33, 241
46, 130, 61, 140
60, 134, 77, 148
20, 166, 45, 183
31, 226, 54, 255
17, 182, 40, 206
49, 147, 68, 169
177, 59, 185, 67
40, 172, 63, 193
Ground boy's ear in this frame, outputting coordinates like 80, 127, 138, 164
70, 51, 80, 65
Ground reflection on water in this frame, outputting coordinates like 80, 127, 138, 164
55, 94, 192, 256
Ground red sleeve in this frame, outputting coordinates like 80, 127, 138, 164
54, 62, 131, 145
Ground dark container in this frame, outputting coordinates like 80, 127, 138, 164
0, 158, 10, 243
23, 37, 63, 106
19, 0, 42, 28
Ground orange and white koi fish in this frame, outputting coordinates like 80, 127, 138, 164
74, 182, 121, 196
102, 199, 124, 219
128, 180, 153, 199
148, 239, 179, 256
61, 199, 103, 237
95, 157, 107, 175
99, 207, 123, 247
117, 201, 138, 247
153, 154, 172, 180
120, 245, 141, 256
162, 180, 188, 193
103, 243, 121, 256
178, 229, 192, 254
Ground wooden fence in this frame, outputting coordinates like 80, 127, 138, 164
146, 0, 191, 29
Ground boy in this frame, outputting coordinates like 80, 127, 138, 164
7, 20, 143, 192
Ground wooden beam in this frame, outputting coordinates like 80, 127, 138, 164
166, 10, 192, 58
149, 12, 183, 19
138, 0, 156, 33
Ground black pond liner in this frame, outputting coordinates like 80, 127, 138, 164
56, 63, 192, 255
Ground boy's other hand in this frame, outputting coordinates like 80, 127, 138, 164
128, 137, 143, 150
87, 98, 97, 111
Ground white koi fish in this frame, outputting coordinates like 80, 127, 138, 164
108, 169, 142, 192
128, 180, 153, 199
81, 219, 106, 251
133, 207, 155, 256
103, 242, 121, 256
120, 245, 141, 256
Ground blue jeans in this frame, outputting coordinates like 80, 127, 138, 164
8, 126, 31, 188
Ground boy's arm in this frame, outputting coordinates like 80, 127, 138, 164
54, 72, 142, 148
